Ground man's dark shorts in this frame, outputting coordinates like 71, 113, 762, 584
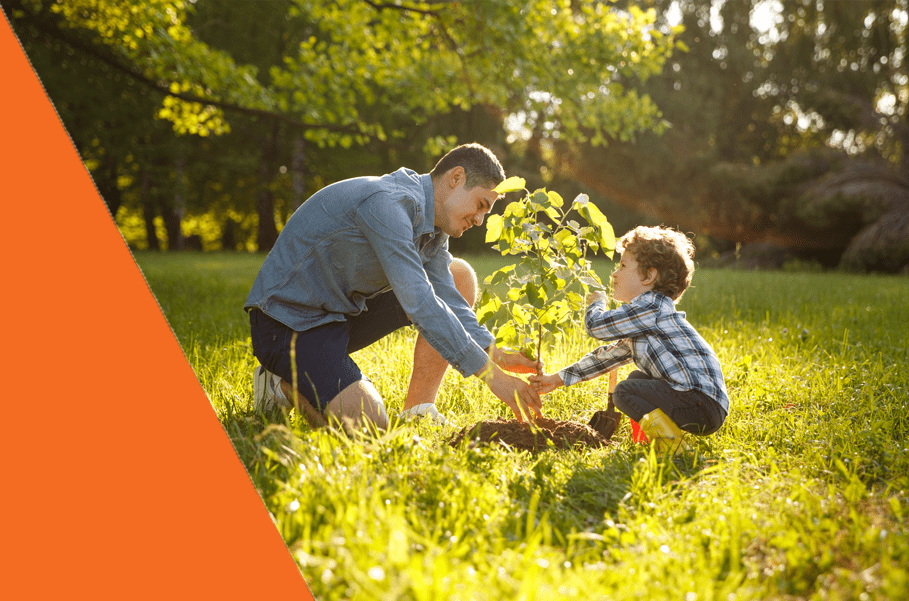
249, 290, 411, 411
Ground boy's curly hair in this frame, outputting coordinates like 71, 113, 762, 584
616, 226, 695, 302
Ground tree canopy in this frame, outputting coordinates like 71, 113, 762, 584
6, 0, 681, 250
5, 0, 906, 270
8, 0, 679, 142
556, 0, 908, 270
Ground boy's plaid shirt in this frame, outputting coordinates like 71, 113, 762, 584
558, 291, 730, 413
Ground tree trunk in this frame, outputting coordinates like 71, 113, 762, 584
95, 153, 122, 217
158, 195, 181, 252
291, 133, 306, 214
139, 168, 160, 251
221, 218, 238, 251
256, 120, 280, 251
171, 150, 186, 251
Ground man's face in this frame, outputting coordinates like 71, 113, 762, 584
439, 170, 500, 238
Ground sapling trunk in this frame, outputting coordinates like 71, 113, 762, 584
536, 320, 543, 377
535, 238, 545, 377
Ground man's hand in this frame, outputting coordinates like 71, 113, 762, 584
528, 372, 564, 395
587, 290, 608, 306
476, 362, 543, 422
487, 343, 543, 375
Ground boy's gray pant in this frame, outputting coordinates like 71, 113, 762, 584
613, 370, 726, 435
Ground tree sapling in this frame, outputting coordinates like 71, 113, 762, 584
478, 177, 616, 375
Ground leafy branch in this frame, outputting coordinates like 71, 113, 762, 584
4, 0, 367, 136
478, 178, 616, 373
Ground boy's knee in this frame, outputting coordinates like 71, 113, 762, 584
613, 379, 633, 398
450, 257, 478, 307
612, 381, 646, 422
612, 383, 631, 411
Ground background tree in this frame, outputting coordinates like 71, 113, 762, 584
4, 0, 679, 249
8, 0, 903, 270
553, 0, 908, 270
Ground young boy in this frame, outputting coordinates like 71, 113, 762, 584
530, 226, 729, 450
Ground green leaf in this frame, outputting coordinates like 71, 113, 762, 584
543, 271, 566, 293
579, 275, 602, 288
485, 214, 503, 243
546, 190, 564, 208
476, 294, 502, 326
511, 304, 530, 326
530, 190, 549, 207
539, 301, 571, 329
495, 322, 518, 348
554, 228, 577, 250
574, 194, 615, 257
494, 176, 526, 194
503, 201, 527, 225
525, 282, 547, 309
483, 263, 516, 286
565, 290, 584, 308
597, 221, 616, 257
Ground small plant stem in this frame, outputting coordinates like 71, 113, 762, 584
535, 212, 545, 376
536, 320, 543, 376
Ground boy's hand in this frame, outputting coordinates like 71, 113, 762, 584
488, 343, 543, 375
528, 372, 564, 395
587, 290, 608, 305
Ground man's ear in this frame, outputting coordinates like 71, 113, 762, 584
448, 166, 465, 189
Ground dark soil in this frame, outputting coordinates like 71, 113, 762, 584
449, 410, 623, 453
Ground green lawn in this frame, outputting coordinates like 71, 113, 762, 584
134, 250, 909, 601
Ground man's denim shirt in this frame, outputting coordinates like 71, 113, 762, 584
245, 168, 495, 378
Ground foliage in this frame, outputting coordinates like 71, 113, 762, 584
137, 251, 909, 601
554, 0, 908, 258
5, 0, 680, 251
477, 177, 615, 364
7, 0, 679, 144
275, 0, 679, 146
14, 0, 273, 136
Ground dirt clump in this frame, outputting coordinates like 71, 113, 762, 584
449, 416, 616, 452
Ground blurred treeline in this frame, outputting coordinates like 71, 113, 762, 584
4, 0, 907, 271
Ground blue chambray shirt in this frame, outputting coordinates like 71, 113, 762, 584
245, 167, 495, 378
559, 291, 730, 413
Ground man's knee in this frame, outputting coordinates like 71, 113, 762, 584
450, 257, 478, 307
325, 379, 389, 431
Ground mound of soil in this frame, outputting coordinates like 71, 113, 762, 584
449, 411, 622, 453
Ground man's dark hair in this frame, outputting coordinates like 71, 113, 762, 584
430, 143, 505, 190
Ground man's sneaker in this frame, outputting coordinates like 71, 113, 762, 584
253, 365, 292, 412
399, 403, 448, 426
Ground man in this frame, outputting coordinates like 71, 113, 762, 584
245, 143, 542, 430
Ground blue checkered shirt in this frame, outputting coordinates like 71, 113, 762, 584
559, 291, 729, 413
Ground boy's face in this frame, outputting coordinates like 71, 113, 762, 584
611, 251, 655, 303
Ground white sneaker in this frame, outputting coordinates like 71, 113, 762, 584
399, 403, 448, 426
253, 365, 292, 412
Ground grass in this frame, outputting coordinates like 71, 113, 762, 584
133, 250, 909, 600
